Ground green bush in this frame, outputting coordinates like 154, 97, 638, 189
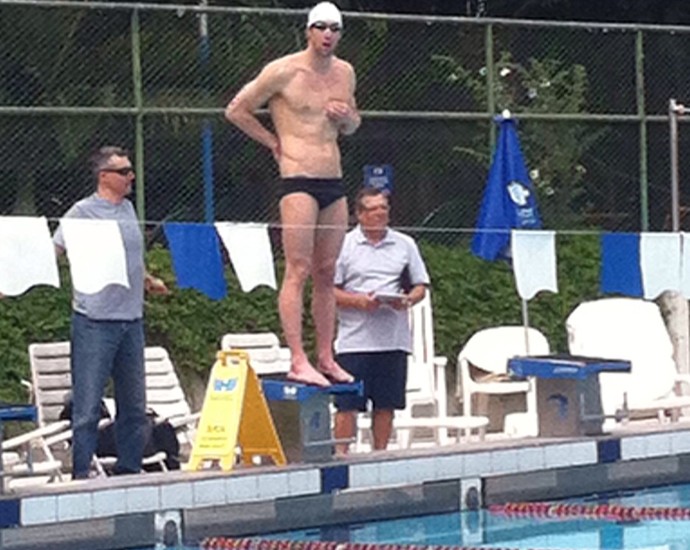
0, 237, 601, 405
423, 234, 601, 367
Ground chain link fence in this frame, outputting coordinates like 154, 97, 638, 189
2, 1, 690, 243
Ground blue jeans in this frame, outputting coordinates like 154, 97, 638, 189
70, 313, 148, 478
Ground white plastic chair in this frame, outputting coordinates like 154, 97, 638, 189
457, 326, 550, 437
566, 297, 690, 429
28, 342, 195, 474
1, 420, 68, 488
220, 332, 291, 376
144, 346, 200, 449
395, 293, 450, 447
356, 293, 488, 451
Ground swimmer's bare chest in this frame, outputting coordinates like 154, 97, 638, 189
271, 67, 350, 177
273, 68, 350, 131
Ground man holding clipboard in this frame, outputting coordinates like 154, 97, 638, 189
332, 187, 430, 453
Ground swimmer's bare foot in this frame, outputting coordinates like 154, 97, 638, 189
318, 359, 355, 384
286, 363, 331, 387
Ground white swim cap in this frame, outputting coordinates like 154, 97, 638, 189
307, 2, 343, 28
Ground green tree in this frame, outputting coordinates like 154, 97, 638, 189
433, 50, 606, 228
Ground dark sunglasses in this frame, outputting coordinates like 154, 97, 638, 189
101, 167, 134, 176
310, 22, 341, 32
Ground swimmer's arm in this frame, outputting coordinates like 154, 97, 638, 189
338, 65, 360, 136
338, 97, 360, 135
225, 62, 289, 154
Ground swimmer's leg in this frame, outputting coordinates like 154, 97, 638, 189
279, 192, 330, 387
312, 197, 354, 384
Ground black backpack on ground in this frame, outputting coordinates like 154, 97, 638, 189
59, 400, 180, 472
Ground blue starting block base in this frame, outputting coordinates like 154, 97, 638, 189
508, 355, 631, 437
261, 378, 363, 463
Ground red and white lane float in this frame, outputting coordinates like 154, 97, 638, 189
200, 539, 525, 550
489, 502, 690, 521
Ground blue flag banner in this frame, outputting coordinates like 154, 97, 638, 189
471, 118, 542, 261
600, 233, 643, 297
163, 222, 227, 301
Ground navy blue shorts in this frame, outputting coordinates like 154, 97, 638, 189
279, 177, 346, 210
333, 351, 408, 412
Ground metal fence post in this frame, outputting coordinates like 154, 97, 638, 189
131, 7, 145, 223
199, 0, 216, 224
636, 30, 648, 232
485, 22, 496, 151
669, 98, 681, 232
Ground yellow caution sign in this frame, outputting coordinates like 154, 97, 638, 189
185, 349, 286, 471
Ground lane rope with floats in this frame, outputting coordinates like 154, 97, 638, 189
489, 502, 690, 521
201, 540, 524, 550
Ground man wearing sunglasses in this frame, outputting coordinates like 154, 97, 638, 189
53, 146, 168, 479
226, 2, 360, 387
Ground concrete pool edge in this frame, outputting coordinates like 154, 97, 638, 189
3, 421, 690, 549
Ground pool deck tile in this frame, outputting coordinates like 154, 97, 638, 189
57, 491, 92, 522
257, 471, 290, 500
671, 430, 690, 454
287, 468, 320, 496
225, 473, 260, 503
91, 488, 126, 518
464, 451, 492, 477
0, 498, 19, 528
320, 464, 348, 493
644, 432, 673, 458
349, 461, 380, 489
20, 495, 57, 526
434, 453, 464, 480
125, 484, 160, 513
621, 435, 647, 460
406, 456, 437, 484
516, 445, 546, 472
161, 481, 194, 509
193, 478, 227, 507
490, 448, 519, 474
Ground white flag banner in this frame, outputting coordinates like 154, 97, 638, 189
60, 218, 129, 294
0, 216, 60, 296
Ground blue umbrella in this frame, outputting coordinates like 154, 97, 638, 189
471, 114, 542, 261
472, 114, 545, 367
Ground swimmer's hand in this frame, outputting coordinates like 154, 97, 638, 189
325, 100, 357, 133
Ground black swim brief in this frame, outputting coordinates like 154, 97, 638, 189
279, 177, 346, 210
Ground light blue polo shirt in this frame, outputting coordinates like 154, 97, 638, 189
334, 225, 430, 354
53, 194, 145, 321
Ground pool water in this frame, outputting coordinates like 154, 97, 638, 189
263, 483, 690, 549
137, 483, 690, 549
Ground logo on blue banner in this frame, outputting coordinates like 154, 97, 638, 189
363, 164, 394, 195
471, 119, 542, 261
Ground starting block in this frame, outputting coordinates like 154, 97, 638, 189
508, 354, 631, 437
185, 350, 286, 471
262, 378, 363, 463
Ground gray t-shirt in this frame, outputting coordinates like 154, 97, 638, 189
53, 194, 145, 321
334, 225, 430, 354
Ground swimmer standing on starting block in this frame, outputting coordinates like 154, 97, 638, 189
225, 2, 360, 386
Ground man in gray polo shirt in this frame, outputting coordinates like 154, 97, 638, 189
333, 187, 430, 453
54, 146, 168, 479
